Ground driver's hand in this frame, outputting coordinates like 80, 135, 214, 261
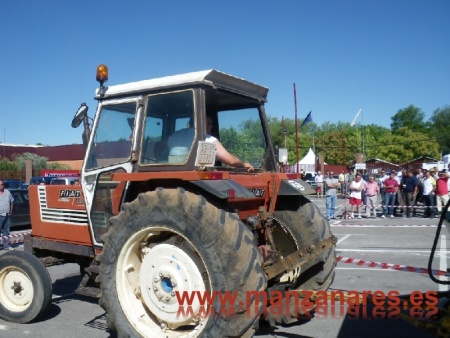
243, 162, 254, 173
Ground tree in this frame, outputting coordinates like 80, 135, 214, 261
430, 105, 450, 155
13, 152, 71, 171
0, 157, 19, 170
369, 127, 439, 163
220, 125, 265, 165
13, 153, 48, 170
267, 117, 313, 163
390, 105, 429, 134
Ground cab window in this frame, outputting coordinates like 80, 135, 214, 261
216, 108, 265, 169
140, 91, 195, 165
86, 102, 136, 170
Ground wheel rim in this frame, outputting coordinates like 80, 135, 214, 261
116, 226, 211, 337
0, 267, 34, 312
271, 221, 301, 283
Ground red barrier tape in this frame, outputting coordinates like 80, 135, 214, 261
1, 231, 31, 243
337, 255, 449, 277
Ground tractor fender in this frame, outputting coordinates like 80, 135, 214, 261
278, 179, 316, 196
189, 179, 257, 199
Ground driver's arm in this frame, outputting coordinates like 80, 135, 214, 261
214, 140, 254, 173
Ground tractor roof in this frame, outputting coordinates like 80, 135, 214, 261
95, 70, 268, 102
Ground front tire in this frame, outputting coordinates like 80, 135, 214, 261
0, 251, 52, 323
273, 195, 336, 291
99, 188, 267, 338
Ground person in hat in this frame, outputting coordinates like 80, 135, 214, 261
430, 167, 438, 179
436, 171, 449, 215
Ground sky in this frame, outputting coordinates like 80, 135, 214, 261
1, 1, 449, 146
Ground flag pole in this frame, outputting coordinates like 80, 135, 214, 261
294, 83, 299, 173
361, 108, 365, 162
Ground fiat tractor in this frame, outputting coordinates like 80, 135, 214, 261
0, 66, 336, 337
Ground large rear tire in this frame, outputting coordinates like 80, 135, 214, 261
98, 188, 267, 338
273, 195, 336, 291
0, 251, 52, 323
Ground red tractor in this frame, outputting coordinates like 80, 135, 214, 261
0, 66, 336, 337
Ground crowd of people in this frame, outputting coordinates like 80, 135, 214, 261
322, 167, 450, 220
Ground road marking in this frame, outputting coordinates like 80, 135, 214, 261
336, 234, 351, 245
440, 235, 448, 291
337, 248, 450, 254
331, 224, 440, 227
0, 325, 9, 330
336, 267, 400, 272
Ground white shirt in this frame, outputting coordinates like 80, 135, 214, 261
423, 177, 436, 195
205, 134, 217, 143
350, 181, 363, 199
315, 174, 324, 183
0, 189, 14, 216
378, 174, 389, 188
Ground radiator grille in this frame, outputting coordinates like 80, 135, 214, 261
38, 186, 88, 225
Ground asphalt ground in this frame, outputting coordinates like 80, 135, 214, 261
0, 195, 448, 337
254, 195, 446, 337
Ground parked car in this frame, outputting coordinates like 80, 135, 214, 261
50, 177, 80, 185
30, 176, 54, 185
301, 172, 317, 187
9, 189, 31, 228
3, 180, 28, 190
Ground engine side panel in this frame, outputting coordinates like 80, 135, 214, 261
29, 185, 92, 245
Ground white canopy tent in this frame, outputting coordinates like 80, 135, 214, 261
288, 147, 316, 173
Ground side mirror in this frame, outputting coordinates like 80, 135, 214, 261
71, 103, 89, 128
278, 148, 288, 164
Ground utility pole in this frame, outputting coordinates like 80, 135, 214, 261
293, 84, 299, 173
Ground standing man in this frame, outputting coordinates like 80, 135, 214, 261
392, 170, 403, 217
349, 174, 364, 219
382, 172, 399, 218
338, 170, 345, 198
422, 170, 436, 218
365, 175, 380, 218
378, 170, 389, 207
315, 171, 324, 198
345, 169, 355, 197
436, 171, 449, 216
402, 169, 419, 218
325, 171, 339, 220
413, 169, 424, 217
0, 179, 14, 250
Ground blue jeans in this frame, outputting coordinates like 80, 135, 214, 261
326, 194, 337, 218
423, 194, 435, 218
0, 214, 11, 249
383, 193, 396, 216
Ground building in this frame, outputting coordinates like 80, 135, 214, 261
401, 155, 441, 172
364, 158, 400, 174
0, 143, 85, 170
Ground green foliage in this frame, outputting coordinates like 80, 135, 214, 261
390, 105, 430, 134
220, 125, 265, 166
47, 162, 71, 170
13, 152, 48, 170
0, 157, 19, 170
430, 105, 450, 155
265, 107, 442, 166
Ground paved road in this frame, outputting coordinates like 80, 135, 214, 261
0, 196, 446, 337
256, 196, 444, 337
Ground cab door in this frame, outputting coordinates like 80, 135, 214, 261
81, 97, 144, 246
